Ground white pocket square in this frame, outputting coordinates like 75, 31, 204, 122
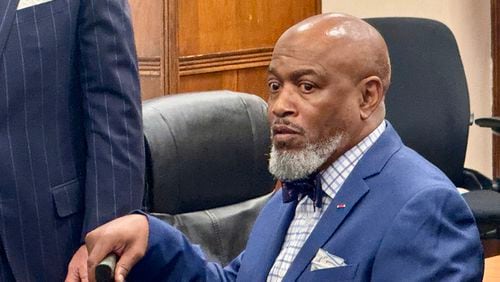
310, 248, 347, 271
17, 0, 53, 10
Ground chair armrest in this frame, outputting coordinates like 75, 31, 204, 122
475, 116, 500, 134
152, 192, 274, 265
462, 168, 498, 191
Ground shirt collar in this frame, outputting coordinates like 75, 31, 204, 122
320, 121, 386, 199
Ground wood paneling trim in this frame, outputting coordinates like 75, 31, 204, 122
138, 57, 161, 77
166, 0, 179, 94
179, 47, 273, 76
492, 0, 500, 178
316, 0, 322, 13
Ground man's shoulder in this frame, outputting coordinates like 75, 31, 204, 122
374, 144, 457, 194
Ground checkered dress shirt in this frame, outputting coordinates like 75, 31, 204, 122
267, 122, 386, 281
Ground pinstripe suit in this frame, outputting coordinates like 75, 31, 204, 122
0, 0, 144, 280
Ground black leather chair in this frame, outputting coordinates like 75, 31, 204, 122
142, 91, 276, 265
365, 17, 500, 239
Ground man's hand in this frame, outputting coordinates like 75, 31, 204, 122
86, 214, 149, 282
65, 245, 89, 282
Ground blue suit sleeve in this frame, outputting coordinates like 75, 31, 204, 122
128, 215, 240, 282
371, 187, 484, 281
77, 0, 145, 240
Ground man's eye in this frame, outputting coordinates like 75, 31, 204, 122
299, 83, 315, 93
268, 82, 281, 92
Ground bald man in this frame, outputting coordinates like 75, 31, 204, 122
85, 13, 483, 282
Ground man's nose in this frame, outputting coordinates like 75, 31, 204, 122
269, 86, 297, 118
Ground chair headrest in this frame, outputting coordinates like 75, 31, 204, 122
365, 17, 470, 186
143, 91, 275, 214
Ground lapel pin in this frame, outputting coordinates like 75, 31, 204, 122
336, 203, 346, 209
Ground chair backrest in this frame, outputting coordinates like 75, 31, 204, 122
143, 90, 275, 214
365, 17, 470, 187
141, 91, 275, 264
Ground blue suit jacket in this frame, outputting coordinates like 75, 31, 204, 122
0, 0, 144, 280
130, 123, 483, 282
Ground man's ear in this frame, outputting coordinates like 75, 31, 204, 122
359, 76, 384, 120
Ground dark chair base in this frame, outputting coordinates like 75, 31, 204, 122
463, 190, 500, 239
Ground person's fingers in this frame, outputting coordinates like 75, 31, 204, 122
85, 228, 100, 255
116, 273, 125, 282
64, 268, 79, 282
115, 264, 129, 282
86, 238, 114, 282
85, 215, 149, 281
64, 266, 88, 282
65, 245, 88, 282
78, 261, 89, 282
113, 246, 145, 282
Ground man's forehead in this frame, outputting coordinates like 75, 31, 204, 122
274, 26, 357, 63
267, 55, 331, 83
269, 40, 350, 73
267, 65, 323, 77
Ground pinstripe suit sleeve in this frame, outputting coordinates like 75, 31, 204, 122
77, 0, 144, 240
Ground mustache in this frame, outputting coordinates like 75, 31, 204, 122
270, 118, 305, 135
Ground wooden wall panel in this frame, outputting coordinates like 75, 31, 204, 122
179, 71, 239, 93
179, 66, 269, 98
178, 0, 320, 55
176, 0, 320, 100
236, 67, 270, 98
130, 0, 164, 99
129, 0, 320, 100
179, 48, 273, 76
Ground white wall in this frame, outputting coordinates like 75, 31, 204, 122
322, 0, 493, 177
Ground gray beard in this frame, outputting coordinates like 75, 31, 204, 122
268, 133, 345, 181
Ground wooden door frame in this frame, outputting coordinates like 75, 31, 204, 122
492, 0, 500, 178
165, 0, 179, 93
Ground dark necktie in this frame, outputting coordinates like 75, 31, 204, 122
282, 173, 323, 208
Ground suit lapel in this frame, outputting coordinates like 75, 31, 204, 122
282, 176, 370, 281
0, 0, 20, 56
282, 122, 403, 281
238, 195, 297, 282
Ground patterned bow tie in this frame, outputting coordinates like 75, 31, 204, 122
282, 173, 323, 208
